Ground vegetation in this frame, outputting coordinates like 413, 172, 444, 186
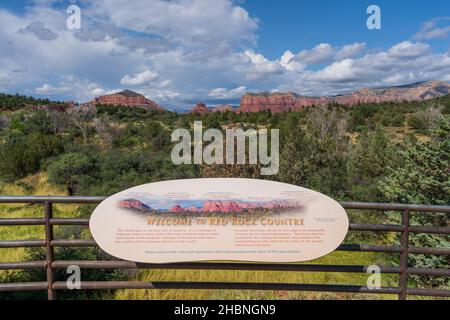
0, 95, 449, 299
0, 93, 62, 111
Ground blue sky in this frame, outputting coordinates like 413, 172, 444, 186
243, 0, 450, 58
0, 0, 449, 110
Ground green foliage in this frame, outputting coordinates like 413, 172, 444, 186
0, 111, 64, 181
47, 153, 97, 195
0, 226, 125, 300
1, 94, 449, 297
348, 127, 399, 202
380, 119, 450, 287
0, 93, 60, 111
279, 106, 350, 198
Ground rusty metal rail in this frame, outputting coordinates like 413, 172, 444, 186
0, 196, 449, 300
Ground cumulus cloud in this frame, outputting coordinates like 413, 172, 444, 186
208, 86, 247, 99
388, 41, 430, 59
243, 50, 284, 81
120, 70, 159, 86
22, 21, 57, 40
35, 83, 71, 94
279, 51, 305, 72
297, 43, 335, 64
290, 42, 366, 65
35, 75, 120, 101
0, 1, 449, 110
414, 17, 450, 40
301, 42, 450, 90
89, 0, 258, 48
335, 42, 366, 60
311, 59, 360, 83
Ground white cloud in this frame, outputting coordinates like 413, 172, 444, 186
208, 86, 247, 99
311, 59, 359, 83
120, 70, 159, 86
243, 50, 284, 81
35, 76, 120, 101
336, 42, 366, 60
35, 83, 71, 94
388, 41, 430, 59
22, 21, 57, 40
279, 51, 305, 72
297, 43, 335, 64
284, 42, 366, 67
90, 0, 257, 48
414, 17, 450, 40
0, 2, 449, 110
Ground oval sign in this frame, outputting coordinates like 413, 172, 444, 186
90, 179, 349, 263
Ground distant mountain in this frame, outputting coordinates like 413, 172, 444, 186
238, 80, 450, 113
93, 90, 164, 111
190, 103, 236, 114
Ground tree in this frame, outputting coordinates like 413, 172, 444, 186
379, 119, 450, 287
47, 153, 97, 195
348, 127, 398, 201
0, 132, 63, 181
278, 106, 350, 197
93, 116, 119, 149
67, 106, 97, 143
48, 109, 71, 134
408, 105, 444, 133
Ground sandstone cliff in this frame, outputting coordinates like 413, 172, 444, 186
190, 103, 211, 115
93, 90, 164, 111
238, 81, 450, 113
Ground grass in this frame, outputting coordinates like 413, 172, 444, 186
0, 173, 75, 270
114, 251, 399, 300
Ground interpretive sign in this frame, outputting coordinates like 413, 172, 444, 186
90, 179, 349, 263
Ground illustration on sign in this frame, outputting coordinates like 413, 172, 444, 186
90, 179, 349, 263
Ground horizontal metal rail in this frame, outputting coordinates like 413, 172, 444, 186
51, 281, 402, 295
0, 197, 449, 300
0, 196, 449, 212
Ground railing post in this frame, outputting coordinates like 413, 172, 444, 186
399, 209, 410, 300
44, 202, 55, 300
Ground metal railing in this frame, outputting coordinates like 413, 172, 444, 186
0, 196, 449, 300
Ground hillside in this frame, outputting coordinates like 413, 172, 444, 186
0, 95, 448, 300
0, 93, 63, 111
93, 90, 164, 111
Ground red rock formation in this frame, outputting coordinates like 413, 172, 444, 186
169, 200, 302, 214
212, 104, 235, 113
170, 205, 185, 213
191, 103, 211, 115
239, 92, 306, 113
93, 90, 164, 111
203, 201, 242, 213
237, 81, 450, 113
119, 199, 152, 211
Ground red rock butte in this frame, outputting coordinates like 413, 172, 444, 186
237, 80, 450, 113
93, 90, 164, 111
191, 103, 211, 115
190, 103, 235, 114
